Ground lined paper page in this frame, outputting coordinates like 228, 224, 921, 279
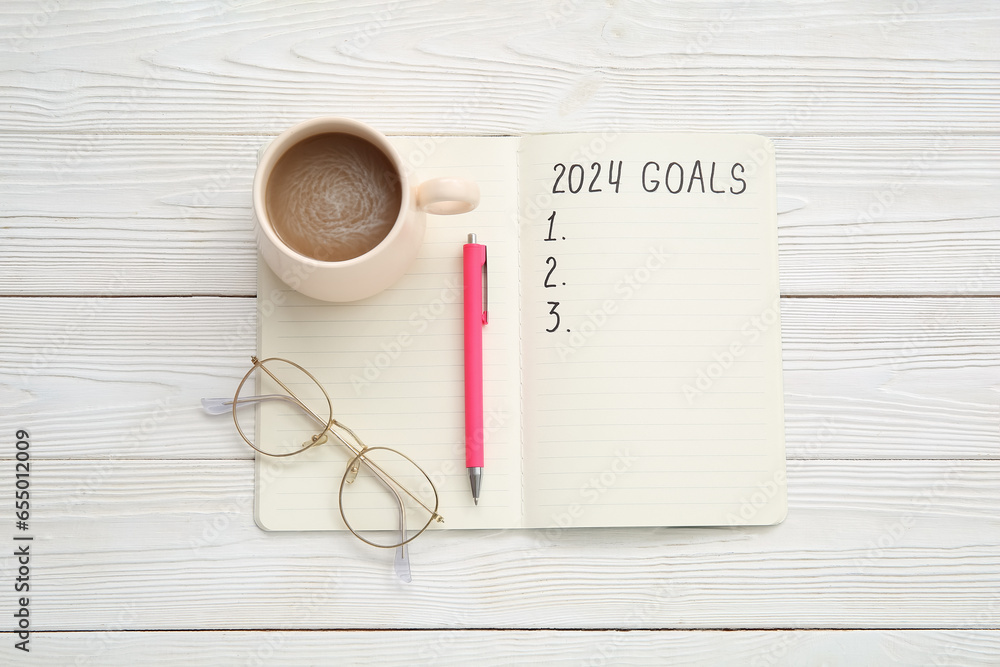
256, 136, 521, 531
518, 133, 786, 528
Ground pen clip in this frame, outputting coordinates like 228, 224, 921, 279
482, 246, 489, 324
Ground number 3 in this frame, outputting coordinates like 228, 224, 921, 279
546, 301, 561, 333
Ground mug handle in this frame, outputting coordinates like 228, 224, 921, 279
416, 178, 480, 215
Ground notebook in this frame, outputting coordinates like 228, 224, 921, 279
254, 132, 786, 531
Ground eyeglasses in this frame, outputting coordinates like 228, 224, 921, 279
202, 356, 443, 581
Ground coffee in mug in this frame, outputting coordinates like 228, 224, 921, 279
253, 118, 479, 302
265, 132, 402, 262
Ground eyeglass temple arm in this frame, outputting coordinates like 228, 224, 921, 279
250, 361, 442, 523
204, 396, 415, 493
204, 395, 422, 495
202, 394, 433, 527
202, 394, 413, 580
204, 395, 364, 458
201, 397, 391, 472
201, 395, 304, 415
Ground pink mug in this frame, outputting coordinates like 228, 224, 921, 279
253, 117, 479, 302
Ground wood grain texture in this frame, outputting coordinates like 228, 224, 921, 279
2, 630, 999, 666
2, 295, 997, 460
1, 0, 999, 661
0, 1, 997, 136
0, 135, 998, 296
0, 459, 997, 630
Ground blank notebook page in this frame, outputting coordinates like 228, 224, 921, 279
517, 133, 786, 528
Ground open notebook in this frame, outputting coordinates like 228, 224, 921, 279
255, 132, 786, 531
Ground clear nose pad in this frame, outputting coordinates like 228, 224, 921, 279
344, 447, 367, 484
305, 432, 328, 450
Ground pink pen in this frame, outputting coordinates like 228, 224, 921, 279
463, 233, 488, 505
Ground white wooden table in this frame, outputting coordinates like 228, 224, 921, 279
2, 1, 999, 664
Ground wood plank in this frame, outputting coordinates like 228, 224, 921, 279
1, 297, 253, 460
0, 134, 260, 297
0, 1, 997, 135
776, 137, 1000, 296
0, 459, 996, 630
2, 630, 999, 665
780, 297, 1000, 459
2, 296, 997, 460
1, 134, 998, 296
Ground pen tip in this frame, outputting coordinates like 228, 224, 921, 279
469, 467, 482, 506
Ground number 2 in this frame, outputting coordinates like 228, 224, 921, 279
552, 163, 566, 194
544, 257, 557, 287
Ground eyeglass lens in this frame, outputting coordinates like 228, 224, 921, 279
239, 358, 439, 548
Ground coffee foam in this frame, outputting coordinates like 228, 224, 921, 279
266, 134, 401, 262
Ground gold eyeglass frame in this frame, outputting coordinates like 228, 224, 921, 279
232, 356, 444, 549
